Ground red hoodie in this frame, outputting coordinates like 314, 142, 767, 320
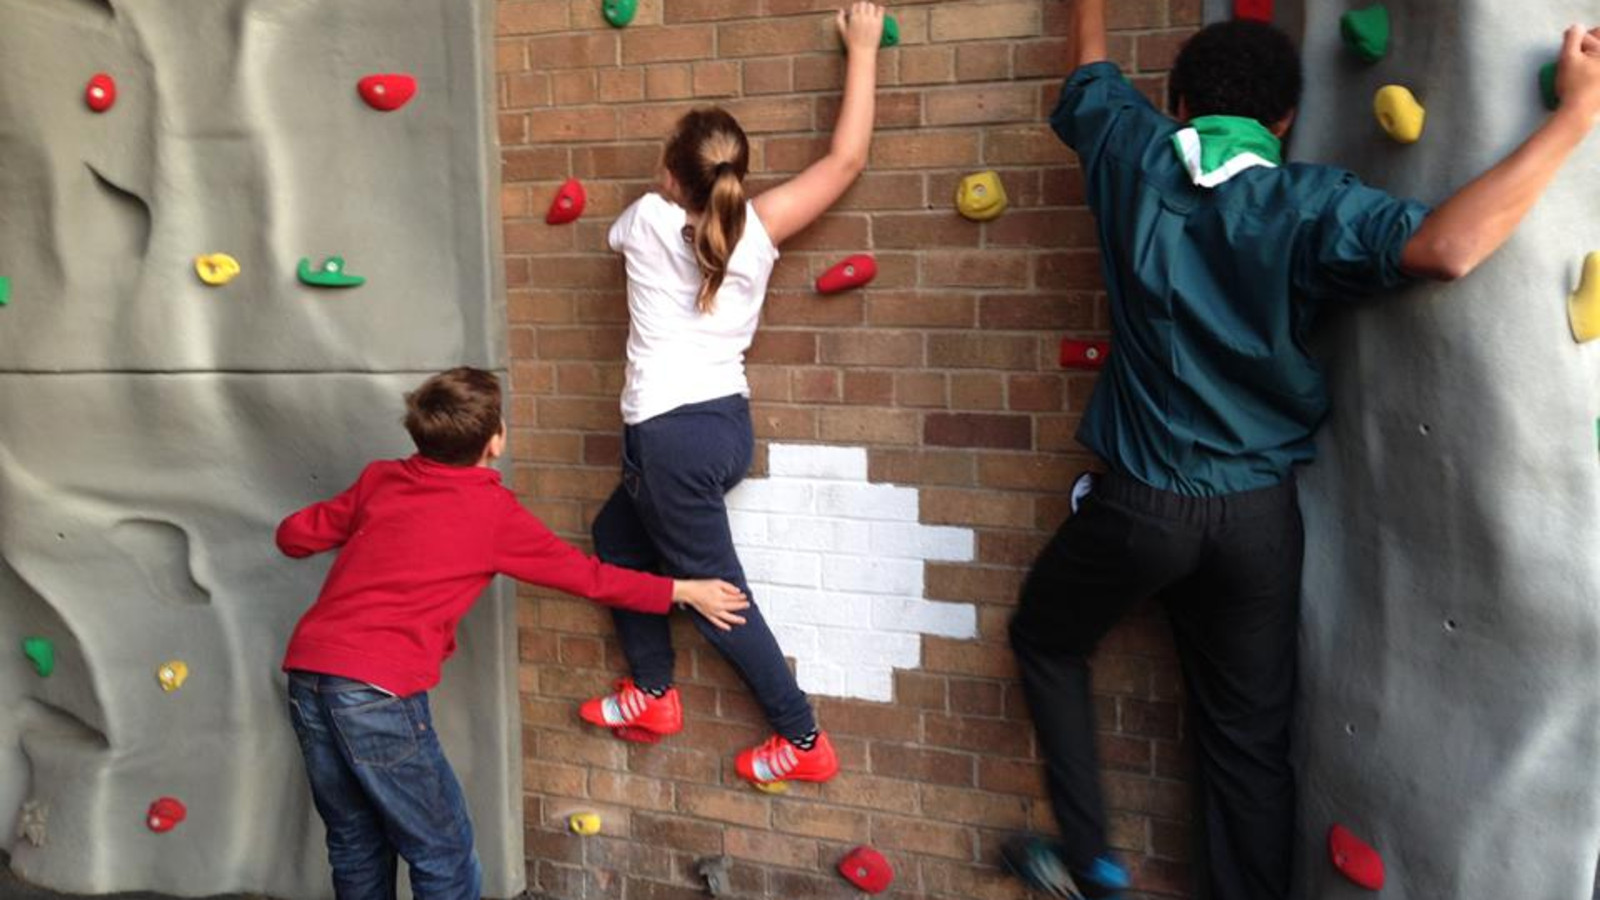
278, 455, 671, 695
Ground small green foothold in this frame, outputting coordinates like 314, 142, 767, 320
297, 256, 366, 288
0, 277, 10, 307
22, 637, 54, 678
1541, 61, 1560, 111
1340, 4, 1390, 63
601, 0, 636, 28
881, 15, 900, 48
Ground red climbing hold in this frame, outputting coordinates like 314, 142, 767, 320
816, 254, 877, 294
85, 73, 116, 113
838, 846, 893, 894
1328, 824, 1385, 891
546, 178, 587, 225
1234, 0, 1273, 21
358, 74, 417, 112
146, 797, 187, 834
1060, 339, 1111, 370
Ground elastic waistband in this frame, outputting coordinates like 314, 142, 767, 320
637, 392, 748, 424
287, 670, 396, 695
1094, 470, 1296, 523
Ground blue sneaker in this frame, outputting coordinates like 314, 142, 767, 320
1001, 836, 1129, 899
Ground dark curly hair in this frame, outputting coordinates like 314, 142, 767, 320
1168, 20, 1303, 128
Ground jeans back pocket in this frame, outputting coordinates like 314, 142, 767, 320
330, 695, 421, 768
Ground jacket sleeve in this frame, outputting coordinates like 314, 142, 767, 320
494, 499, 673, 614
1292, 171, 1431, 301
1050, 61, 1170, 183
275, 466, 370, 558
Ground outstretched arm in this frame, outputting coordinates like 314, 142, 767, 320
1402, 25, 1600, 281
752, 2, 883, 246
1070, 0, 1108, 68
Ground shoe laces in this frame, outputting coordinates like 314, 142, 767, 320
603, 681, 651, 725
751, 735, 803, 781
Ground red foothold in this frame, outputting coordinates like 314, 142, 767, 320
146, 797, 187, 834
358, 74, 417, 112
545, 178, 587, 225
838, 846, 893, 894
815, 254, 877, 294
1328, 824, 1385, 891
1060, 339, 1111, 370
1234, 0, 1273, 21
85, 73, 116, 113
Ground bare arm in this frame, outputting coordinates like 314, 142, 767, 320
1402, 26, 1600, 281
752, 3, 883, 246
1070, 0, 1108, 68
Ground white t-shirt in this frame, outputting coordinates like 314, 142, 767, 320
608, 192, 780, 425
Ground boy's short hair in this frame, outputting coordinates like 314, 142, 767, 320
403, 367, 503, 466
1169, 20, 1303, 128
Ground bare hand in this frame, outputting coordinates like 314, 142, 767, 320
1557, 24, 1600, 123
836, 2, 886, 55
672, 578, 750, 631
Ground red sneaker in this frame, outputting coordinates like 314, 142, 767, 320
736, 731, 839, 785
579, 679, 683, 739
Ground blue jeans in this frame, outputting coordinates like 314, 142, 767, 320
592, 394, 816, 739
286, 672, 481, 900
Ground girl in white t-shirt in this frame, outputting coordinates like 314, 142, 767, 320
579, 3, 887, 786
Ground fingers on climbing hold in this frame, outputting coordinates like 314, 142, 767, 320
1541, 60, 1561, 110
194, 253, 241, 286
1568, 252, 1600, 343
815, 254, 877, 294
85, 73, 116, 113
955, 171, 1009, 222
157, 660, 189, 692
21, 637, 54, 677
146, 797, 187, 834
546, 178, 587, 226
838, 845, 894, 894
1374, 85, 1425, 144
568, 811, 601, 835
358, 74, 417, 112
1060, 339, 1111, 370
298, 256, 366, 288
1340, 4, 1390, 62
1328, 824, 1385, 890
1233, 0, 1273, 22
601, 0, 638, 28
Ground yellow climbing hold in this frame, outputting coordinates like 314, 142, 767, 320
1374, 86, 1425, 144
1568, 252, 1600, 344
156, 660, 189, 692
195, 253, 241, 286
568, 812, 601, 835
752, 780, 790, 794
955, 171, 1009, 222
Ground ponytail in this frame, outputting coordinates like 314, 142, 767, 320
695, 166, 747, 313
662, 108, 751, 315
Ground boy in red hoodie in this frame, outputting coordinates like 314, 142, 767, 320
277, 367, 747, 900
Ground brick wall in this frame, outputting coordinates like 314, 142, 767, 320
496, 1, 1201, 897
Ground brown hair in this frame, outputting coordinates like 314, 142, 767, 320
403, 367, 503, 466
662, 107, 750, 314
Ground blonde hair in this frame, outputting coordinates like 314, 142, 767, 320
663, 108, 750, 313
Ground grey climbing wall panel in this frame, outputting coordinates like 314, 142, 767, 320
0, 1, 520, 898
1272, 2, 1600, 898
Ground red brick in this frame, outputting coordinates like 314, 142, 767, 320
622, 25, 715, 64
925, 413, 1032, 450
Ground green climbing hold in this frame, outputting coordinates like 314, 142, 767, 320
0, 277, 10, 307
1340, 4, 1389, 62
602, 0, 636, 28
22, 637, 54, 678
881, 14, 899, 48
1541, 61, 1560, 111
297, 256, 366, 288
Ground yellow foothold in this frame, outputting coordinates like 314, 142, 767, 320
752, 780, 790, 794
156, 660, 189, 692
195, 253, 241, 286
1569, 252, 1600, 343
955, 171, 1009, 222
568, 812, 601, 835
1373, 85, 1425, 144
